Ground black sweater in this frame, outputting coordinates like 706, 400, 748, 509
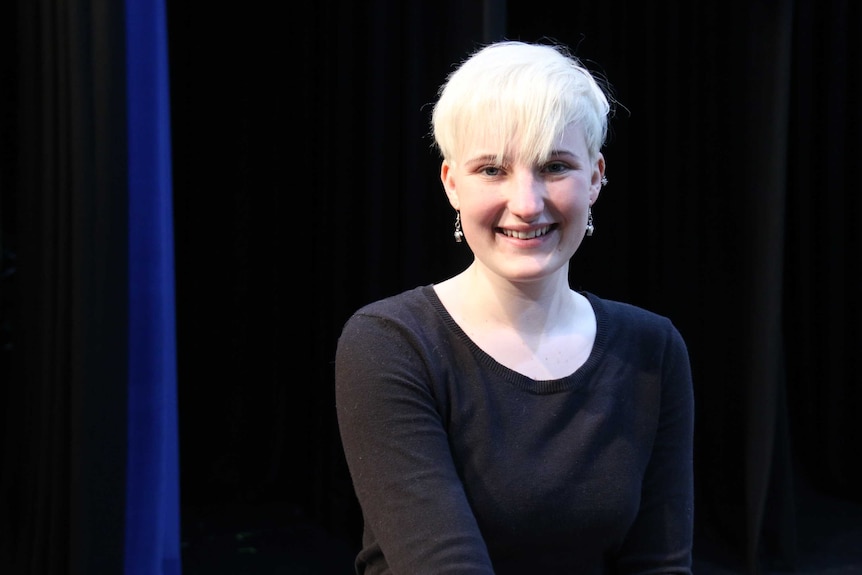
335, 285, 694, 574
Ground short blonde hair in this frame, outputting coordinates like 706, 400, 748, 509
431, 41, 611, 165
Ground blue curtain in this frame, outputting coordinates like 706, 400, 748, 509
124, 0, 182, 573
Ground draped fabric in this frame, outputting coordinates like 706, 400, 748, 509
125, 0, 182, 573
1, 0, 130, 572
1, 0, 859, 574
0, 0, 180, 573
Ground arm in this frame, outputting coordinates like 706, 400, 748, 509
335, 311, 495, 574
616, 325, 695, 574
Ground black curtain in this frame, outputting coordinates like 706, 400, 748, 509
1, 0, 129, 573
168, 0, 861, 571
2, 0, 860, 573
167, 0, 490, 547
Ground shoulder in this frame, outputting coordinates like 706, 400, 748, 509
584, 292, 674, 328
335, 285, 457, 391
583, 291, 689, 354
583, 294, 693, 406
338, 284, 446, 348
346, 284, 438, 327
352, 284, 432, 314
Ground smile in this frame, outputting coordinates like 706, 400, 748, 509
499, 225, 553, 239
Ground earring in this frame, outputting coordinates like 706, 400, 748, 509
586, 208, 595, 237
453, 211, 463, 243
600, 176, 608, 187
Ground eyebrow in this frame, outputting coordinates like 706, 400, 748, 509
464, 154, 501, 165
464, 149, 581, 167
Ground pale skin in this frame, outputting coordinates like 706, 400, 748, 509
433, 123, 606, 381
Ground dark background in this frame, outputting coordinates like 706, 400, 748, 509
3, 1, 861, 574
168, 0, 862, 572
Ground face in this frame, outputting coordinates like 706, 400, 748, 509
441, 123, 604, 284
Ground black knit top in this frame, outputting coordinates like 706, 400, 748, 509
335, 285, 694, 574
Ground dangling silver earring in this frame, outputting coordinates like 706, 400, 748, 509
586, 208, 595, 237
600, 175, 608, 187
453, 211, 464, 243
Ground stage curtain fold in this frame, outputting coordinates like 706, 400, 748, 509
124, 0, 182, 573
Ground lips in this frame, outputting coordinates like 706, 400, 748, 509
499, 225, 553, 239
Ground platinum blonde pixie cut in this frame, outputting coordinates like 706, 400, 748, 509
431, 40, 612, 165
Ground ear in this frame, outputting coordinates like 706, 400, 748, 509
590, 154, 606, 205
440, 160, 460, 210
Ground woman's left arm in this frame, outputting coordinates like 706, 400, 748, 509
616, 325, 695, 574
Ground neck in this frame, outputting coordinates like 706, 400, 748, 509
455, 263, 577, 335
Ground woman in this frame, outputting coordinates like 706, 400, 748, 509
335, 40, 694, 574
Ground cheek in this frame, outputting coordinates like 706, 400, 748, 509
460, 196, 503, 227
552, 190, 590, 220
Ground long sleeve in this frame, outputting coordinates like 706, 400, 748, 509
334, 287, 695, 575
335, 309, 495, 574
615, 323, 695, 573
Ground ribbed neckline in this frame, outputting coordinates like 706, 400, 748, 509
421, 284, 609, 395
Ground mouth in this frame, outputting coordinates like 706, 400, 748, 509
498, 224, 555, 240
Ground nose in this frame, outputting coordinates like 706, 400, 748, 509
506, 170, 545, 221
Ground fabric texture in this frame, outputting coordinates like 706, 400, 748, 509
335, 285, 694, 574
125, 0, 182, 572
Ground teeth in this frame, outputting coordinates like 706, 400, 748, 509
503, 226, 551, 239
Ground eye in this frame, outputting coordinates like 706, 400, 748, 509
480, 165, 504, 177
542, 161, 570, 174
